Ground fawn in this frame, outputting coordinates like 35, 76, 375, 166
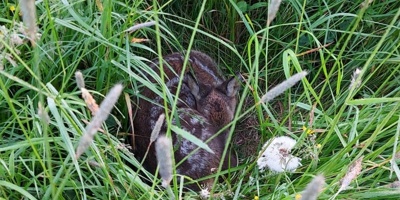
133, 50, 239, 190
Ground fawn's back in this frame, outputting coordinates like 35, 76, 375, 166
133, 51, 239, 190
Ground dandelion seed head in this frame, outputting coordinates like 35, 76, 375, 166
263, 136, 296, 150
283, 156, 302, 172
199, 188, 210, 199
257, 136, 301, 172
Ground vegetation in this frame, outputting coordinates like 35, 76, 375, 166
0, 0, 399, 199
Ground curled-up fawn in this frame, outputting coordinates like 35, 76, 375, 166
133, 50, 239, 190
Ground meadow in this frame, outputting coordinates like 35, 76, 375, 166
0, 0, 400, 199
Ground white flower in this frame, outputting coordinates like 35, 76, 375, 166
257, 136, 302, 172
199, 188, 210, 199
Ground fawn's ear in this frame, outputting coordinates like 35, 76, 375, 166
186, 72, 201, 100
224, 74, 241, 97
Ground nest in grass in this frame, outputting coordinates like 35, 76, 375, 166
232, 96, 261, 162
232, 94, 287, 164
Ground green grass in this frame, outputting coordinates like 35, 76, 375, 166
1, 0, 400, 199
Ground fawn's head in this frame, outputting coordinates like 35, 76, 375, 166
188, 74, 240, 129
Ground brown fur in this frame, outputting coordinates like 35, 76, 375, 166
133, 51, 239, 190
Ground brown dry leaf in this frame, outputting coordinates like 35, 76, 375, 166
131, 38, 150, 43
297, 43, 333, 57
81, 88, 99, 115
95, 0, 104, 12
309, 102, 317, 126
75, 71, 99, 115
124, 93, 135, 150
313, 129, 327, 133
